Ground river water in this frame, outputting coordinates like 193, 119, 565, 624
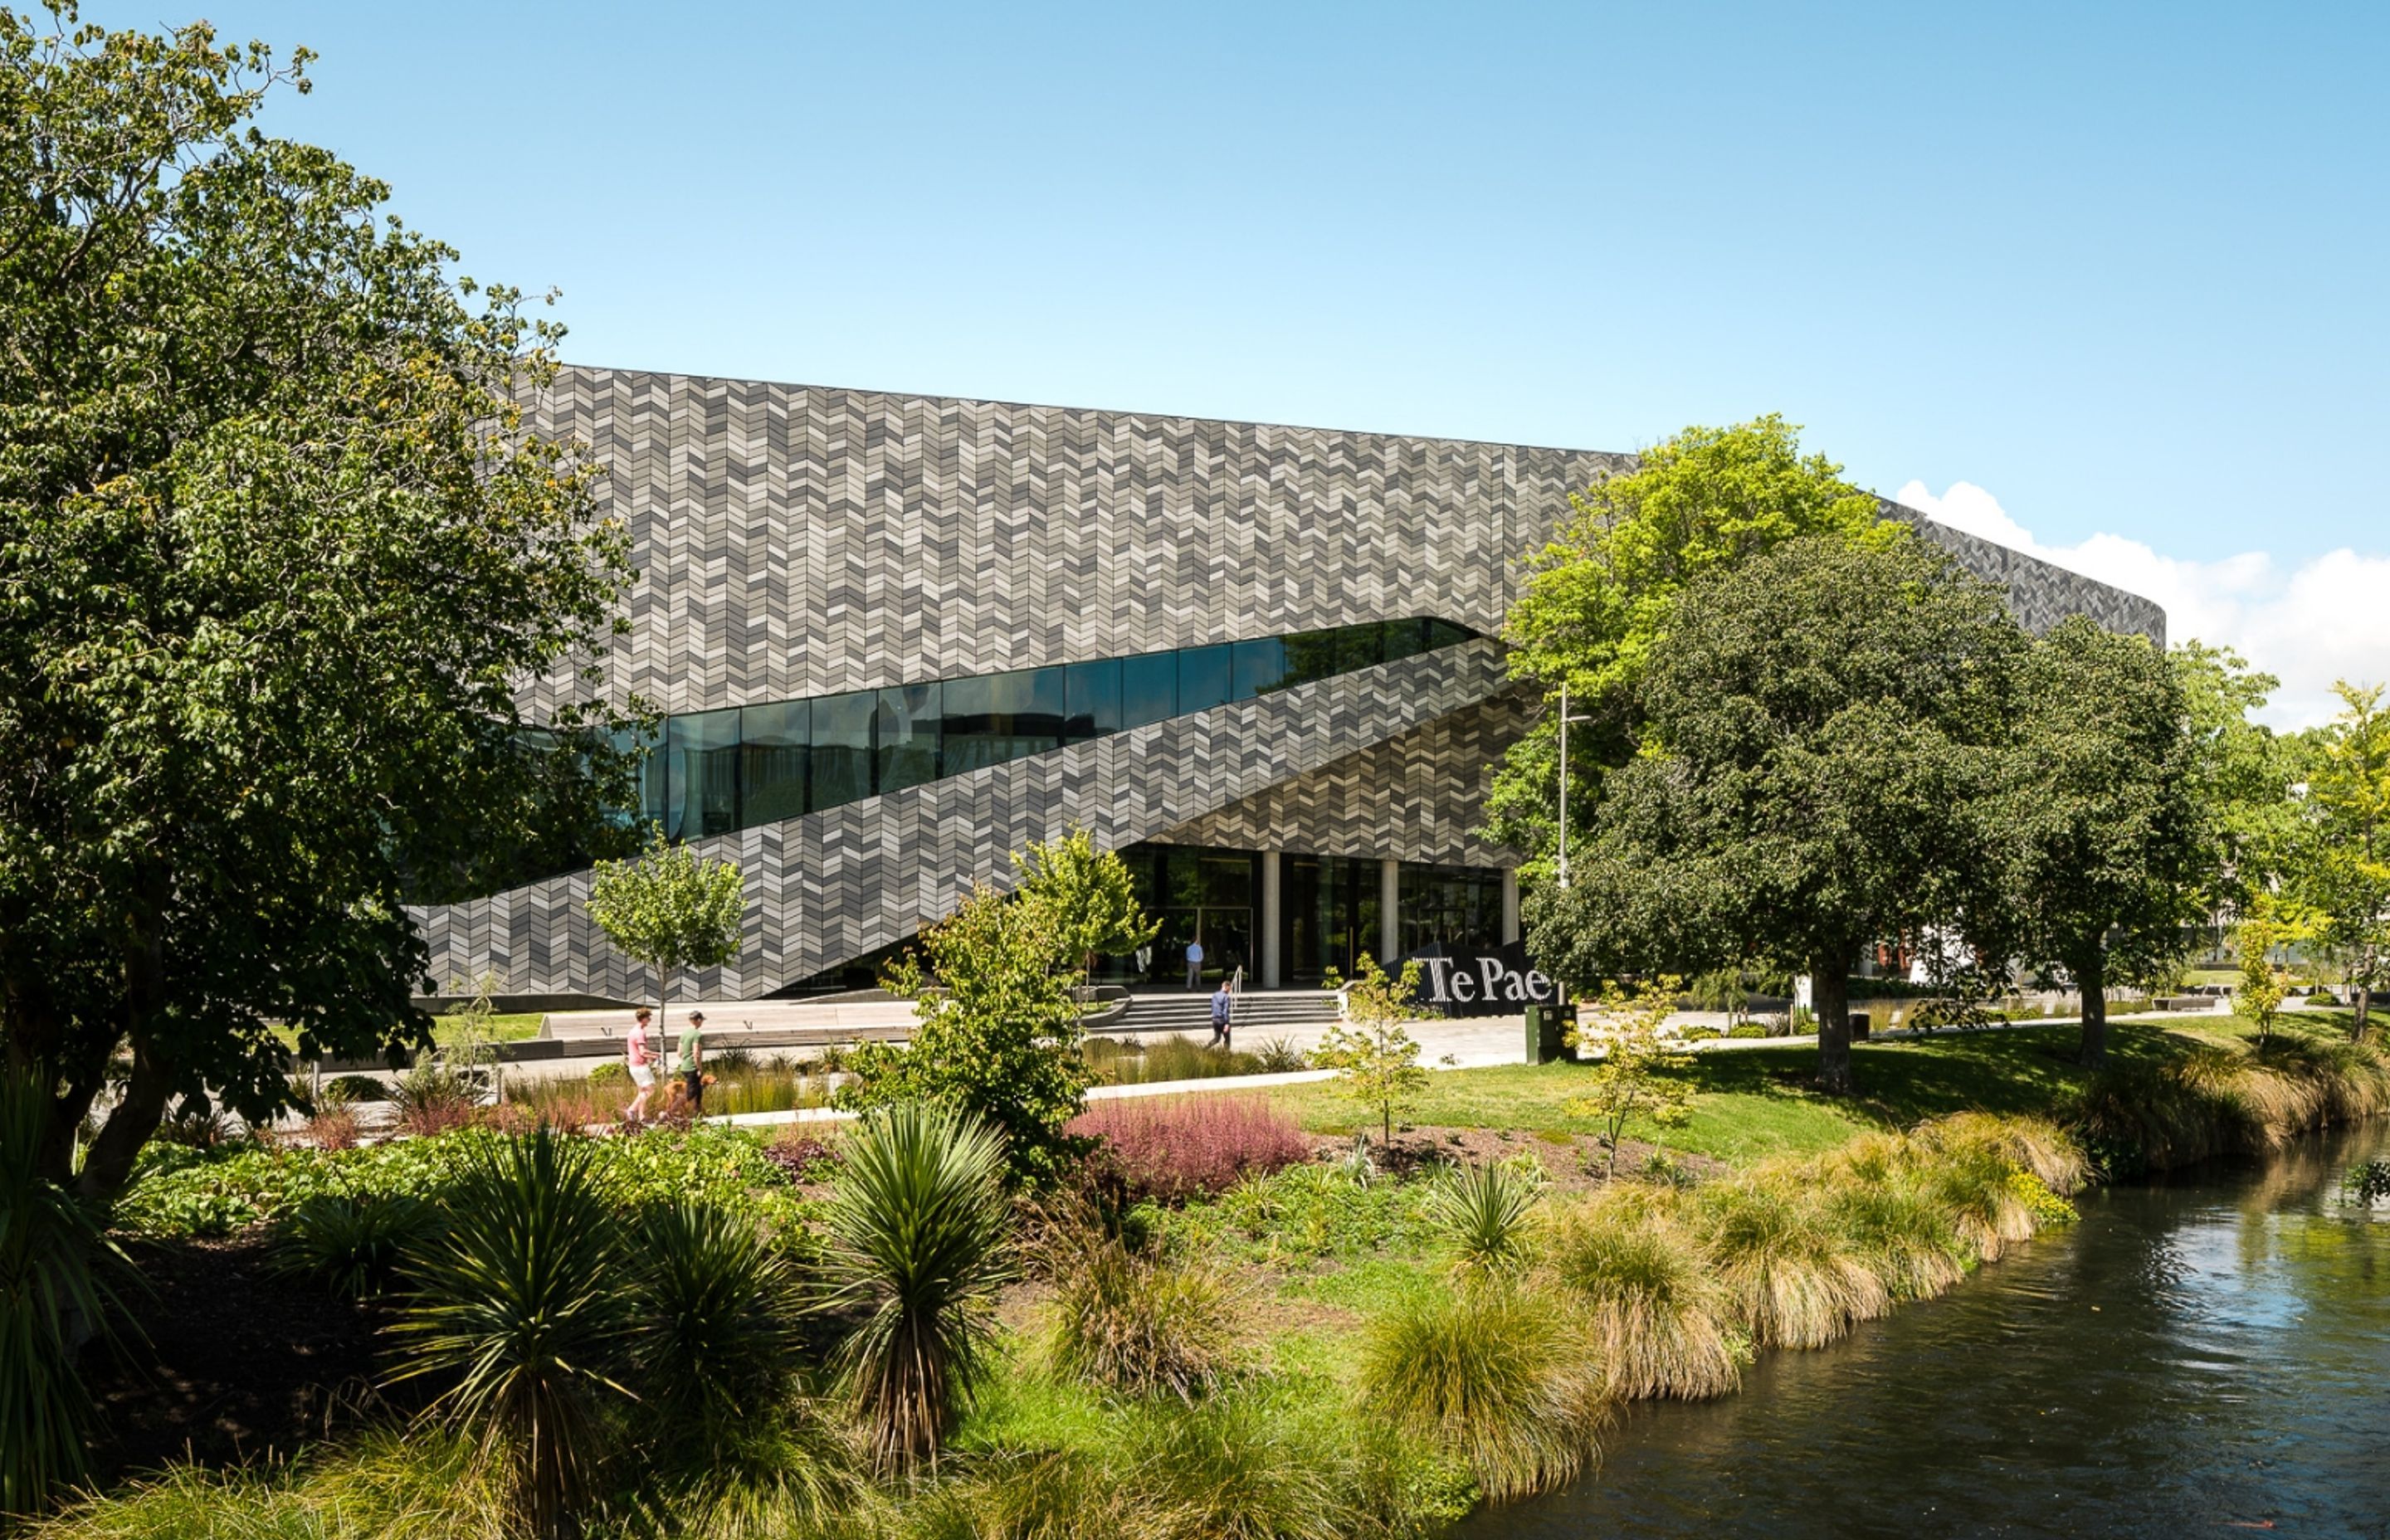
1468, 1125, 2390, 1538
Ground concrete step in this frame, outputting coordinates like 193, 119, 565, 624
1114, 990, 1343, 1035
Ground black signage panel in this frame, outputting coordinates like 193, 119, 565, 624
1406, 940, 1558, 1016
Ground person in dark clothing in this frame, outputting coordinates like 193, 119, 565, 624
1208, 982, 1233, 1048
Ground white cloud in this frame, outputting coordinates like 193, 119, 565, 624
1892, 480, 2390, 730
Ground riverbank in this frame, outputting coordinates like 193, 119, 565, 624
46, 1014, 2390, 1539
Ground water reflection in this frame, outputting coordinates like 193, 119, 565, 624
1466, 1126, 2390, 1538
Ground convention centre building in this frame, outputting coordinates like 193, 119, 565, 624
415, 366, 2166, 1005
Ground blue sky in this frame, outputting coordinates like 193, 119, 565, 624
85, 1, 2390, 719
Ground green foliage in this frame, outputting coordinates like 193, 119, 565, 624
822, 1103, 1016, 1474
2002, 616, 2203, 1065
2295, 680, 2390, 1036
270, 1193, 434, 1302
1358, 1279, 1608, 1503
1, 1069, 129, 1516
849, 882, 1095, 1182
587, 827, 748, 1013
630, 1200, 803, 1431
1424, 1161, 1545, 1278
1012, 826, 1161, 973
2235, 904, 2295, 1048
1043, 1237, 1240, 1401
1564, 977, 1698, 1175
1166, 1159, 1436, 1264
0, 6, 641, 1199
1527, 534, 2027, 1096
1490, 415, 1899, 863
385, 1130, 636, 1538
2172, 641, 2300, 914
1694, 1172, 1890, 1348
1312, 957, 1434, 1145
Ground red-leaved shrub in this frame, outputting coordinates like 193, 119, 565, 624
1069, 1094, 1311, 1204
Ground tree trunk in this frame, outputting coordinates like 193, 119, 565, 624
76, 1035, 173, 1201
2357, 980, 2374, 1042
2075, 947, 2110, 1067
1814, 956, 1854, 1095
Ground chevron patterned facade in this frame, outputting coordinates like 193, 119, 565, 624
414, 366, 2166, 1002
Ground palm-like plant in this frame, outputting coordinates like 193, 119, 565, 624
1425, 1160, 1544, 1276
822, 1103, 1014, 1474
633, 1199, 802, 1428
0, 1070, 131, 1516
386, 1128, 635, 1538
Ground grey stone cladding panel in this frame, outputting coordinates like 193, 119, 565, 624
1884, 500, 2167, 646
1160, 690, 1534, 868
416, 643, 1514, 1000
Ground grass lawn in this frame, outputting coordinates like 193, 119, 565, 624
431, 1011, 544, 1045
1266, 1016, 2294, 1167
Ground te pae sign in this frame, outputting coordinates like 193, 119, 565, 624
1406, 942, 1558, 1017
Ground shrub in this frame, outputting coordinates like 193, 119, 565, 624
1251, 1036, 1310, 1073
587, 1061, 627, 1087
1694, 1171, 1889, 1349
323, 1074, 388, 1104
152, 1103, 242, 1150
822, 1104, 1015, 1474
1069, 1095, 1310, 1205
1548, 1193, 1743, 1400
2, 1070, 131, 1515
1044, 1237, 1240, 1401
632, 1200, 802, 1430
385, 1129, 637, 1538
391, 1062, 484, 1138
1359, 1279, 1608, 1503
1725, 1021, 1770, 1040
1425, 1160, 1544, 1277
271, 1192, 435, 1301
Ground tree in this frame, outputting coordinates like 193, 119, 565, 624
2233, 904, 2295, 1049
1563, 977, 1697, 1178
0, 8, 638, 1196
1010, 826, 1158, 977
586, 829, 747, 1016
1486, 417, 1900, 866
2003, 617, 2202, 1067
843, 883, 1095, 1182
1525, 535, 2027, 1095
1311, 955, 1434, 1146
2297, 681, 2390, 1039
2172, 641, 2299, 919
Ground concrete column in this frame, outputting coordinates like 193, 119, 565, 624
1379, 857, 1401, 963
1261, 850, 1282, 990
1502, 868, 1521, 945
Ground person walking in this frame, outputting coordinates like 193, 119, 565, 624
622, 1006, 658, 1123
1184, 936, 1205, 990
1208, 980, 1234, 1049
677, 1010, 707, 1119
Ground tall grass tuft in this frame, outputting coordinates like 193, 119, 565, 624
1826, 1170, 1971, 1300
1547, 1193, 1743, 1400
1044, 1237, 1240, 1401
1694, 1171, 1890, 1348
1425, 1160, 1544, 1277
1359, 1280, 1608, 1503
822, 1103, 1015, 1474
1117, 1389, 1367, 1540
385, 1128, 635, 1538
1, 1069, 130, 1518
1068, 1095, 1310, 1205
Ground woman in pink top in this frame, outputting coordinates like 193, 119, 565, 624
623, 1006, 657, 1123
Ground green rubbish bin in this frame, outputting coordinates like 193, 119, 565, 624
1526, 1003, 1576, 1065
1849, 1011, 1871, 1040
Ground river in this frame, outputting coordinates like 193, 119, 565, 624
1466, 1124, 2390, 1538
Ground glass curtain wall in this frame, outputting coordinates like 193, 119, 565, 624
1283, 854, 1383, 984
1397, 862, 1506, 955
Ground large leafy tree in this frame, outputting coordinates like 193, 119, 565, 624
2000, 617, 2201, 1066
2297, 681, 2390, 1038
1525, 535, 2026, 1094
0, 7, 637, 1194
1486, 416, 1900, 867
2171, 641, 2299, 919
1009, 826, 1158, 977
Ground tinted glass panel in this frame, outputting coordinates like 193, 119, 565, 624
667, 707, 742, 839
1230, 637, 1286, 700
1120, 652, 1177, 729
1383, 617, 1432, 662
809, 691, 876, 810
1064, 658, 1122, 743
1425, 618, 1472, 651
943, 668, 1065, 772
741, 700, 808, 826
876, 681, 941, 793
1178, 646, 1231, 714
621, 723, 667, 832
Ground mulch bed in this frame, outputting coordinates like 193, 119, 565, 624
84, 1235, 406, 1485
1307, 1123, 1729, 1192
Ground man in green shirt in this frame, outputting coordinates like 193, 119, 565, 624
676, 1010, 706, 1118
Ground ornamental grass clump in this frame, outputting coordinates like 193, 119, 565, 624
1547, 1192, 1743, 1401
632, 1200, 804, 1431
1425, 1159, 1545, 1277
822, 1103, 1014, 1474
271, 1192, 436, 1302
1359, 1280, 1608, 1503
1693, 1170, 1889, 1349
1045, 1236, 1241, 1401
